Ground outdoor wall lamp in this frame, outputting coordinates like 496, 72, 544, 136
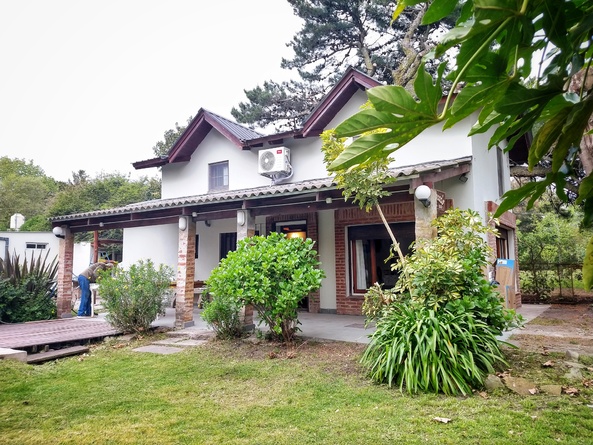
237, 210, 246, 227
178, 216, 188, 231
414, 185, 432, 208
459, 173, 469, 183
52, 226, 65, 239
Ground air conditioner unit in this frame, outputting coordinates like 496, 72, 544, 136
258, 147, 291, 177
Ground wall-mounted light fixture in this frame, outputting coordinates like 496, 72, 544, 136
459, 173, 469, 183
325, 197, 332, 204
414, 185, 432, 208
237, 210, 246, 227
99, 222, 104, 228
52, 226, 65, 239
191, 212, 198, 218
178, 216, 187, 231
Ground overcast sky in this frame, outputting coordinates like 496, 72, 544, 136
0, 0, 302, 182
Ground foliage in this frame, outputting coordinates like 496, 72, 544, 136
201, 292, 243, 339
328, 0, 593, 285
0, 157, 58, 230
361, 209, 521, 394
99, 260, 173, 334
18, 215, 51, 232
206, 232, 325, 343
151, 116, 193, 158
518, 209, 592, 299
232, 0, 451, 130
321, 128, 394, 212
361, 303, 506, 395
0, 250, 58, 323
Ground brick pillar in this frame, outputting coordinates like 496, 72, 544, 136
175, 217, 196, 328
414, 188, 437, 240
56, 226, 74, 318
237, 210, 255, 330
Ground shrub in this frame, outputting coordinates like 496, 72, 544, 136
201, 292, 243, 339
99, 259, 173, 334
0, 250, 58, 323
361, 302, 506, 395
206, 232, 325, 343
361, 209, 522, 394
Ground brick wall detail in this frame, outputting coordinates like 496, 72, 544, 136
56, 227, 74, 318
335, 202, 415, 315
176, 217, 196, 328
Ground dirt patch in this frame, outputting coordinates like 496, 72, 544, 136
510, 303, 593, 356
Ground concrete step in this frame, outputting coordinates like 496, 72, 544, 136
0, 347, 27, 362
26, 345, 89, 364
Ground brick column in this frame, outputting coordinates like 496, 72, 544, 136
414, 187, 437, 240
56, 226, 74, 318
237, 210, 255, 330
175, 217, 196, 328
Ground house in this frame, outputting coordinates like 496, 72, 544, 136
50, 68, 519, 327
0, 230, 94, 276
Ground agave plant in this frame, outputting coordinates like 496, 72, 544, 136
0, 250, 58, 322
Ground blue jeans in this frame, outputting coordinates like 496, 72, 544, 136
77, 275, 91, 316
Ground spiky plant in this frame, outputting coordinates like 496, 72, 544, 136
0, 250, 58, 322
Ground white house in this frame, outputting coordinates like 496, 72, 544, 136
0, 231, 93, 276
51, 68, 520, 327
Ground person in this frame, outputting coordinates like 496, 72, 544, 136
77, 262, 114, 316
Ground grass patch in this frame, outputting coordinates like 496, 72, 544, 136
1, 337, 592, 444
528, 316, 566, 326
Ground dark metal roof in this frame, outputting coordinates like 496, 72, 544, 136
52, 156, 472, 223
133, 109, 264, 170
206, 110, 263, 142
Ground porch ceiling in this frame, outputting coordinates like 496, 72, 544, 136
50, 157, 472, 233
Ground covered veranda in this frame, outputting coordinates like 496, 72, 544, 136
50, 159, 469, 329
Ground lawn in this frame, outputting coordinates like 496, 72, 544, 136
1, 336, 592, 445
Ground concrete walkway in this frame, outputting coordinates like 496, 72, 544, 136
150, 304, 548, 345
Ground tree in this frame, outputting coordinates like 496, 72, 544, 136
232, 0, 450, 131
151, 116, 193, 158
0, 157, 58, 230
328, 0, 593, 286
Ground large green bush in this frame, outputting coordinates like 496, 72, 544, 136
0, 250, 58, 323
206, 232, 325, 343
99, 260, 173, 334
361, 209, 522, 395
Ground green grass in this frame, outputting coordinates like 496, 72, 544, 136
1, 337, 593, 445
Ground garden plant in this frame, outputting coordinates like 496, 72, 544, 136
361, 209, 522, 395
205, 232, 325, 343
0, 250, 58, 323
99, 259, 173, 334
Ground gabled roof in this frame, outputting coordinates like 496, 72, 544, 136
134, 67, 381, 164
300, 67, 381, 137
133, 109, 264, 170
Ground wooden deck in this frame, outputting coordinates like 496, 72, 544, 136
0, 317, 121, 350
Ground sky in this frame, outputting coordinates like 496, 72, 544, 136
0, 0, 303, 182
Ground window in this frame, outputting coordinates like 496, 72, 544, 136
209, 161, 229, 191
26, 242, 47, 250
219, 232, 237, 260
348, 223, 414, 294
496, 227, 510, 259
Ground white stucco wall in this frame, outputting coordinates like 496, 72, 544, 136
122, 224, 179, 272
317, 210, 337, 311
161, 130, 270, 199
